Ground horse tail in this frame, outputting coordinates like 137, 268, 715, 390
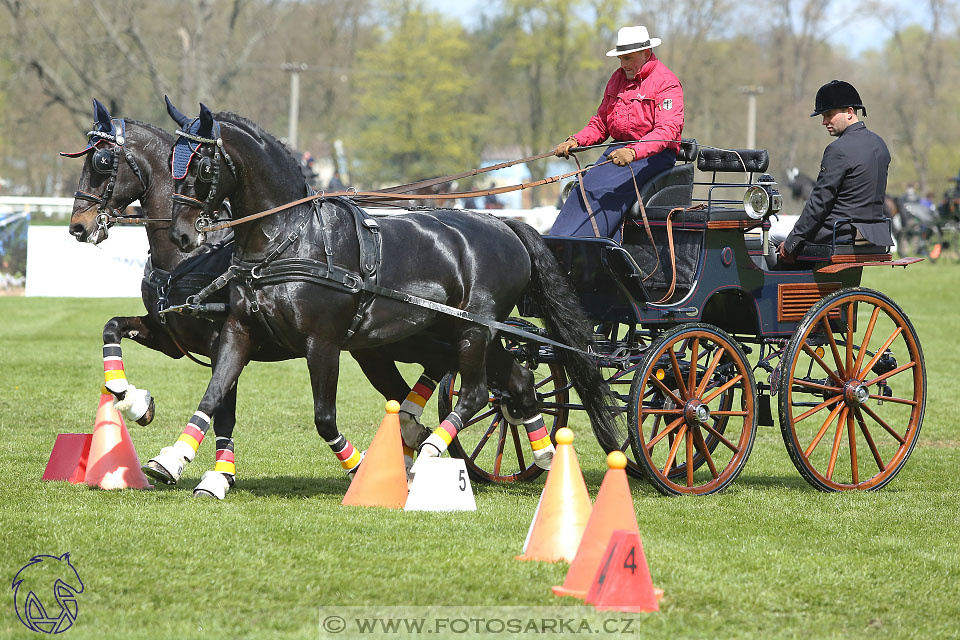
503, 219, 621, 447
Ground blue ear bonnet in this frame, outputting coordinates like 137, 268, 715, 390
172, 118, 220, 179
172, 118, 203, 179
60, 117, 120, 158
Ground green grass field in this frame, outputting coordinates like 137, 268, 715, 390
1, 264, 959, 639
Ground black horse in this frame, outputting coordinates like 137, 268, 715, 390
154, 99, 616, 496
64, 99, 239, 432
63, 100, 452, 497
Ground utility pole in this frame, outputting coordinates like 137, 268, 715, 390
281, 63, 308, 149
740, 86, 764, 150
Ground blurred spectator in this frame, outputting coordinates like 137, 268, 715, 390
327, 170, 346, 192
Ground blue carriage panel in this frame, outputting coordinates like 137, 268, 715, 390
535, 236, 645, 324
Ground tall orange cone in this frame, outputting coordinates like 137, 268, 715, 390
342, 400, 409, 508
552, 450, 638, 599
516, 427, 592, 562
85, 392, 153, 490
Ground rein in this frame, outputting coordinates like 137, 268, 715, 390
197, 157, 614, 233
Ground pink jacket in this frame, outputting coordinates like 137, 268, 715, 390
572, 53, 684, 159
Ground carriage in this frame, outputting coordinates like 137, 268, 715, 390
67, 99, 924, 498
439, 139, 926, 495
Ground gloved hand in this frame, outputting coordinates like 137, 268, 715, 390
778, 242, 796, 263
555, 138, 579, 159
609, 147, 637, 166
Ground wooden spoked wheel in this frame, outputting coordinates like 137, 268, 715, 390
778, 288, 925, 491
628, 324, 758, 495
439, 361, 570, 483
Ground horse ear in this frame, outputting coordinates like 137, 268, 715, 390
59, 552, 71, 562
197, 103, 214, 138
92, 99, 112, 130
165, 95, 190, 128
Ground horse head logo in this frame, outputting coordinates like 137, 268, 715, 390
11, 553, 84, 634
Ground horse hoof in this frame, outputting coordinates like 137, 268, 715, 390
193, 470, 231, 499
136, 397, 156, 426
141, 460, 177, 485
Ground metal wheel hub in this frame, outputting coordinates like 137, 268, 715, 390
684, 400, 710, 426
843, 381, 870, 407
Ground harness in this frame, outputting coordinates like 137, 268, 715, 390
71, 119, 153, 237
164, 194, 590, 356
170, 121, 237, 242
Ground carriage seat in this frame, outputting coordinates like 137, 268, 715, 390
794, 219, 892, 263
697, 148, 770, 173
625, 139, 699, 223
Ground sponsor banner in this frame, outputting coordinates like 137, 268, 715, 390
25, 226, 148, 297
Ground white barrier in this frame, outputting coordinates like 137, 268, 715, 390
25, 226, 148, 297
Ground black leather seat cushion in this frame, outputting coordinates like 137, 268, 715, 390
697, 148, 770, 173
796, 242, 891, 261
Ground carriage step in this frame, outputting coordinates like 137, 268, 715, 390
757, 394, 774, 426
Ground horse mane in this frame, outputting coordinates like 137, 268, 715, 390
122, 118, 174, 141
213, 111, 308, 182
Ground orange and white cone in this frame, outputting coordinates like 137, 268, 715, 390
552, 450, 638, 599
342, 401, 409, 508
84, 392, 152, 490
516, 427, 592, 562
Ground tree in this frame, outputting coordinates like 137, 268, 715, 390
349, 2, 486, 186
864, 0, 960, 194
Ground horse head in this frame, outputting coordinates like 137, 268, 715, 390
63, 99, 163, 244
166, 99, 303, 253
166, 99, 241, 252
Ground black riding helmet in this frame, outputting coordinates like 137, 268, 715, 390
810, 80, 867, 117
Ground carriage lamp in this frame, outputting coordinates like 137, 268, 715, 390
743, 186, 770, 219
815, 346, 825, 358
769, 188, 783, 214
656, 368, 666, 381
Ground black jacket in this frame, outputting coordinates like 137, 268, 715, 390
785, 121, 893, 254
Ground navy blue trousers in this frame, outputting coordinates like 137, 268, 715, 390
550, 146, 677, 242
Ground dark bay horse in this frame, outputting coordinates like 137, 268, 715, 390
63, 100, 447, 497
155, 100, 616, 496
64, 99, 239, 431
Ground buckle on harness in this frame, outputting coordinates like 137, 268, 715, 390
342, 273, 362, 293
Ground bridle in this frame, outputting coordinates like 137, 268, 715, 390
170, 121, 237, 242
69, 119, 166, 236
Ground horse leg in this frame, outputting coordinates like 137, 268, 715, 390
351, 350, 442, 472
192, 381, 238, 499
412, 326, 491, 474
309, 341, 364, 478
142, 319, 251, 486
101, 315, 173, 425
488, 345, 555, 469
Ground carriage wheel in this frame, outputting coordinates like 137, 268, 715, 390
627, 324, 758, 495
778, 288, 925, 491
439, 361, 570, 483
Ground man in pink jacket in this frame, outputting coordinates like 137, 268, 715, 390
551, 25, 684, 241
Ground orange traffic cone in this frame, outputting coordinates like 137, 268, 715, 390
552, 450, 638, 599
85, 392, 153, 490
585, 529, 662, 612
516, 427, 592, 562
342, 400, 409, 508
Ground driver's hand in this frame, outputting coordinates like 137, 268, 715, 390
778, 242, 796, 263
609, 148, 636, 166
555, 138, 579, 159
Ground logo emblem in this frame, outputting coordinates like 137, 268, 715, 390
11, 553, 83, 634
662, 99, 673, 111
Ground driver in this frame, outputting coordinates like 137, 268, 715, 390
550, 25, 684, 241
777, 80, 894, 263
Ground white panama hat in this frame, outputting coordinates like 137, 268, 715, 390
606, 25, 661, 57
